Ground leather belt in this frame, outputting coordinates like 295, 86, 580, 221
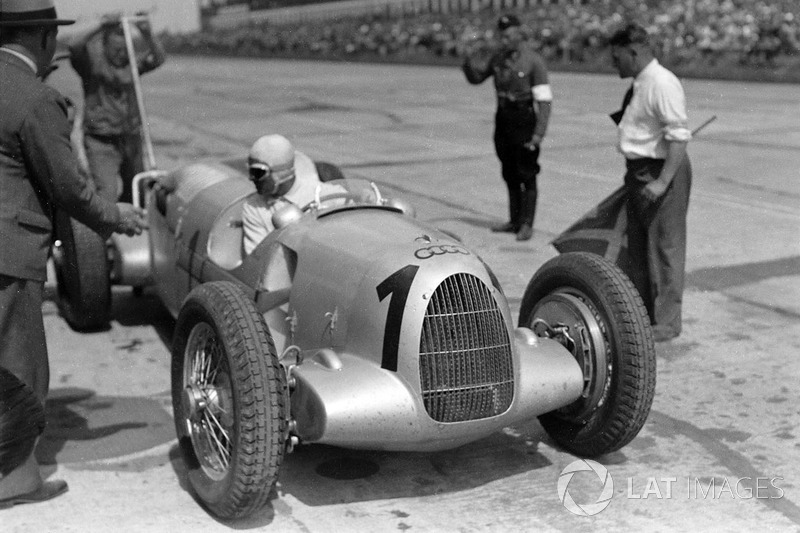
497, 93, 532, 105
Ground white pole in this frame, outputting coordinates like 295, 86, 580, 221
121, 15, 157, 171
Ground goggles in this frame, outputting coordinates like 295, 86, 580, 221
249, 160, 295, 195
248, 162, 271, 182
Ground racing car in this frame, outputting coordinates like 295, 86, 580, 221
51, 18, 654, 518
54, 153, 656, 519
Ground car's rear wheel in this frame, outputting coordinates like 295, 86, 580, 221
171, 281, 288, 519
53, 211, 111, 331
519, 252, 655, 457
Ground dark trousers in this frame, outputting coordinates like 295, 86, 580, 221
494, 103, 540, 228
622, 156, 692, 336
0, 275, 48, 402
0, 275, 48, 493
84, 132, 143, 203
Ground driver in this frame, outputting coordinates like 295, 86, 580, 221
241, 134, 320, 254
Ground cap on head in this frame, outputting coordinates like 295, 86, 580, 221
497, 14, 521, 31
249, 134, 294, 167
0, 0, 75, 27
248, 134, 296, 197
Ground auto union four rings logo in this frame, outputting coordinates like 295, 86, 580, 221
414, 244, 470, 260
557, 459, 614, 516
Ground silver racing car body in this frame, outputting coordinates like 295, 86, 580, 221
49, 16, 654, 520
54, 156, 656, 520
142, 162, 585, 450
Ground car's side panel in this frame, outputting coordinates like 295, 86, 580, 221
171, 178, 253, 304
149, 163, 251, 314
149, 193, 180, 316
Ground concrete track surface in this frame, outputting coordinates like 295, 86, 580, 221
7, 57, 800, 532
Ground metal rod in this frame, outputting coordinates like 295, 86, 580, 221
121, 16, 157, 171
692, 115, 717, 136
123, 14, 149, 23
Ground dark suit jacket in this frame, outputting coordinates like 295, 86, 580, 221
0, 50, 120, 281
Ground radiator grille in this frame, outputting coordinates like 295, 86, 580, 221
419, 273, 514, 423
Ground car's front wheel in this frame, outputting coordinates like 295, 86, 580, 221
171, 281, 288, 519
519, 252, 655, 457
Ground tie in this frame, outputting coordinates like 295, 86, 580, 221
610, 85, 634, 125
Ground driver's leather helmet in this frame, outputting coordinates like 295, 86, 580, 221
248, 135, 296, 198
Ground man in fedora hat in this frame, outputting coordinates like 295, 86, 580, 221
0, 0, 147, 508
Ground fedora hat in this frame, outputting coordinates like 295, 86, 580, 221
0, 0, 75, 27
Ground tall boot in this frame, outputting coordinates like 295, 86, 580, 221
516, 188, 537, 241
492, 187, 522, 233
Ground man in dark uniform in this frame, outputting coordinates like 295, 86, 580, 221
69, 12, 166, 203
0, 0, 146, 508
462, 14, 553, 241
609, 23, 693, 342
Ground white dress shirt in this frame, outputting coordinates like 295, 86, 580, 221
618, 59, 692, 160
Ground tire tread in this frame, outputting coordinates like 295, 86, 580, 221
519, 252, 656, 457
172, 281, 288, 519
54, 214, 111, 331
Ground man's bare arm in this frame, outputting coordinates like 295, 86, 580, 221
643, 140, 688, 201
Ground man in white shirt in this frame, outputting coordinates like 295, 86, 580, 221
241, 134, 321, 254
609, 23, 693, 343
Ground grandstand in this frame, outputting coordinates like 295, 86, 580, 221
205, 0, 557, 28
175, 0, 800, 82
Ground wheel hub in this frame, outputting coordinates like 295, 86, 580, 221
183, 382, 233, 425
531, 290, 609, 420
183, 384, 208, 420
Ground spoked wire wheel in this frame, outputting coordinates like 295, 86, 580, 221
172, 281, 288, 519
181, 322, 235, 480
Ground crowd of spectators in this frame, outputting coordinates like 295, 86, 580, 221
165, 0, 800, 78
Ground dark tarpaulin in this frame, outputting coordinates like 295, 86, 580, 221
551, 185, 629, 266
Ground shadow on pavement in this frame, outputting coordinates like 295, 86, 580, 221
36, 387, 174, 468
111, 287, 176, 345
165, 420, 562, 528
686, 255, 800, 291
277, 421, 552, 506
